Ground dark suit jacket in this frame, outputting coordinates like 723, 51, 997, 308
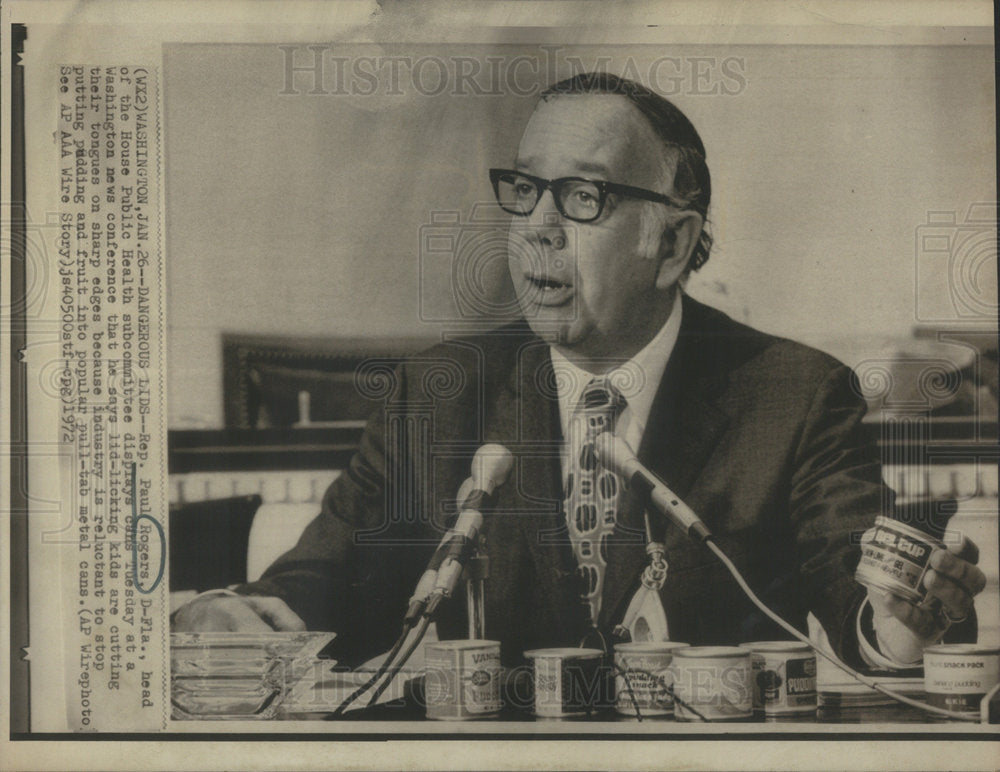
239, 295, 932, 667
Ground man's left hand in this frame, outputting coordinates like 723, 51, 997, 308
868, 535, 986, 664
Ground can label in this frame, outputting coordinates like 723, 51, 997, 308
750, 650, 816, 715
526, 649, 606, 718
533, 656, 565, 718
924, 646, 1000, 715
614, 644, 685, 717
855, 516, 942, 601
670, 649, 752, 721
424, 641, 501, 720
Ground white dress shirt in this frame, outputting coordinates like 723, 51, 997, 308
547, 292, 915, 667
549, 290, 683, 471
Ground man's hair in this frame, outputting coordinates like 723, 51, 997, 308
541, 72, 713, 272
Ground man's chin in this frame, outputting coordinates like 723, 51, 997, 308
522, 315, 591, 353
521, 312, 575, 344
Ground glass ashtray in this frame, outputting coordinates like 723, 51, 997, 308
170, 631, 335, 720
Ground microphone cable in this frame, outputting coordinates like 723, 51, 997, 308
331, 621, 413, 717
704, 537, 981, 723
364, 615, 432, 709
596, 432, 982, 723
355, 445, 513, 711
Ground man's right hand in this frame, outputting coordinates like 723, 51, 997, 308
172, 593, 306, 632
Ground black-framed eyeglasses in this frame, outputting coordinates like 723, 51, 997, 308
489, 168, 684, 223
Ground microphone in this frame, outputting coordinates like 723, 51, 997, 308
594, 432, 712, 543
414, 444, 514, 621
404, 488, 481, 624
403, 470, 481, 622
404, 521, 461, 624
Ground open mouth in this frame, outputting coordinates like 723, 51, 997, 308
524, 275, 573, 305
530, 276, 569, 291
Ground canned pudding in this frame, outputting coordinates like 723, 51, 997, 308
614, 642, 689, 718
924, 643, 1000, 716
423, 640, 501, 720
856, 516, 945, 602
669, 646, 753, 721
523, 648, 606, 718
746, 641, 816, 716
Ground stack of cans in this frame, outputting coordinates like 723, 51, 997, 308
423, 637, 823, 722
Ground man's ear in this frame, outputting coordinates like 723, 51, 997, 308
655, 211, 704, 290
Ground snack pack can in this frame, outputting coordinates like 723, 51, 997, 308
746, 641, 817, 716
523, 648, 606, 719
669, 646, 753, 721
924, 644, 1000, 716
855, 516, 945, 602
423, 640, 501, 720
614, 642, 689, 718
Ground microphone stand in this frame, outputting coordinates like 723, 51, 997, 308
335, 445, 512, 715
465, 536, 489, 640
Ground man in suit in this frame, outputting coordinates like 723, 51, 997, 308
175, 73, 984, 671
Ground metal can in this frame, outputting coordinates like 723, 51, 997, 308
746, 641, 817, 716
924, 643, 1000, 716
669, 646, 753, 721
423, 640, 501, 720
614, 642, 689, 718
855, 515, 945, 602
523, 648, 607, 719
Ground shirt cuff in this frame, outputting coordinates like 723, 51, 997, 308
856, 598, 922, 670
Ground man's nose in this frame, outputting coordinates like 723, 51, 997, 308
527, 189, 567, 250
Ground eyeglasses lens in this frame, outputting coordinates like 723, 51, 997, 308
495, 173, 602, 221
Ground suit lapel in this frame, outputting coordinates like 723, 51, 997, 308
599, 296, 731, 630
639, 301, 731, 497
488, 334, 587, 637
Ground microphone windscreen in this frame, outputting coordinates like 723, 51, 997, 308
455, 476, 475, 507
471, 444, 514, 493
453, 509, 484, 537
594, 431, 635, 477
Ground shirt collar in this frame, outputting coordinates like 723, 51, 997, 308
549, 290, 683, 442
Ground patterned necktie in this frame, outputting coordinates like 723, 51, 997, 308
563, 377, 626, 626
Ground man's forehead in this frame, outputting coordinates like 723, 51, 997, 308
515, 156, 613, 177
514, 93, 665, 180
